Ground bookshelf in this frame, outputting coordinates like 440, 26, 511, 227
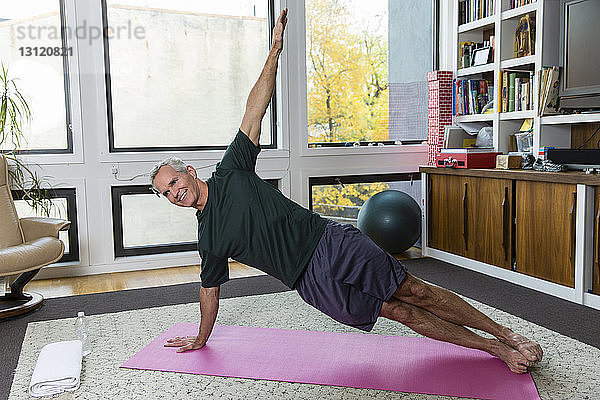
451, 0, 600, 155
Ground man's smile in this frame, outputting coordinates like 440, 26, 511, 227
178, 189, 187, 202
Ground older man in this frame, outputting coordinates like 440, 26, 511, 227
151, 9, 542, 374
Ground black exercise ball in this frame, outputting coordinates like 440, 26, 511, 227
357, 190, 421, 254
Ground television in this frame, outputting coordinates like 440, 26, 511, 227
559, 0, 600, 110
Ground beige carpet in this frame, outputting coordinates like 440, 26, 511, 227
9, 291, 600, 399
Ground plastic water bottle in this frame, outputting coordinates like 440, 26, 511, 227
75, 311, 92, 357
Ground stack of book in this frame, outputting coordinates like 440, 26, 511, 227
499, 70, 534, 113
458, 0, 495, 25
453, 79, 494, 115
537, 66, 559, 116
510, 0, 536, 9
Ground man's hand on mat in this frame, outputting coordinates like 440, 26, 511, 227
164, 336, 206, 352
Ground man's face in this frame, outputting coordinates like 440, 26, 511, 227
152, 165, 200, 208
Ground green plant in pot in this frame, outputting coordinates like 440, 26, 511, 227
0, 63, 52, 216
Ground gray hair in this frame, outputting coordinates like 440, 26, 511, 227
149, 156, 188, 193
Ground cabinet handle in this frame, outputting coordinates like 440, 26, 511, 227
595, 204, 600, 275
463, 182, 468, 251
502, 186, 509, 262
428, 182, 433, 233
569, 191, 577, 274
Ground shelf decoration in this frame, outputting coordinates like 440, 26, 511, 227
427, 71, 454, 166
514, 14, 535, 58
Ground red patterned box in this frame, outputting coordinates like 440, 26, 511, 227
426, 71, 453, 166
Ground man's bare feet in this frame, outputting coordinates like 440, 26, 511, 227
500, 327, 543, 363
491, 340, 532, 374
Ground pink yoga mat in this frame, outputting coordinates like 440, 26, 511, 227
121, 323, 539, 400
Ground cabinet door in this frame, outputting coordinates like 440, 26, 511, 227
465, 177, 513, 269
515, 181, 577, 287
593, 187, 600, 295
428, 174, 467, 257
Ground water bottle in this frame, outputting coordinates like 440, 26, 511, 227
75, 311, 92, 357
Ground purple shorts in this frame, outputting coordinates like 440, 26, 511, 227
295, 220, 408, 331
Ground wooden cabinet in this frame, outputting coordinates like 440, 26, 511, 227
465, 177, 513, 269
593, 187, 600, 295
514, 181, 577, 287
428, 174, 466, 257
428, 174, 513, 268
422, 167, 600, 304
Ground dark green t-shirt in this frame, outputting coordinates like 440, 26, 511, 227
196, 130, 327, 288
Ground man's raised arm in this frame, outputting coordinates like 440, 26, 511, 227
240, 8, 288, 146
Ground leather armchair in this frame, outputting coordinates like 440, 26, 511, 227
0, 155, 70, 319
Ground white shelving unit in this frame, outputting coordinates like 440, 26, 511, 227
451, 0, 600, 155
430, 0, 600, 309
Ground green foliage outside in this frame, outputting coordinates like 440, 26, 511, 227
312, 182, 390, 223
306, 0, 389, 143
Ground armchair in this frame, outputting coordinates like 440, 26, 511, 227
0, 154, 70, 319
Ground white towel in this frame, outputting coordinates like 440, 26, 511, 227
28, 340, 83, 398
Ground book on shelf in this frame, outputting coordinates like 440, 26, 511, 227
515, 77, 521, 111
510, 0, 536, 9
508, 73, 516, 112
453, 78, 493, 116
538, 66, 559, 116
458, 0, 495, 25
499, 69, 534, 113
521, 82, 529, 111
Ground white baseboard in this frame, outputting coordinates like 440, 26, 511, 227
425, 247, 586, 306
35, 253, 201, 280
584, 292, 600, 311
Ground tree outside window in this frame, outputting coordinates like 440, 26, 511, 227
306, 0, 388, 144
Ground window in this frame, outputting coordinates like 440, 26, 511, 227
112, 185, 198, 257
0, 0, 72, 153
310, 174, 421, 228
102, 0, 276, 151
305, 0, 438, 146
12, 189, 79, 262
112, 180, 278, 257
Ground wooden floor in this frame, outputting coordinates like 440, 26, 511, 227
25, 247, 422, 299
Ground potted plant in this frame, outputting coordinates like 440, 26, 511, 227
0, 63, 52, 215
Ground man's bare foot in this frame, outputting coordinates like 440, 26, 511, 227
490, 340, 532, 374
500, 327, 543, 362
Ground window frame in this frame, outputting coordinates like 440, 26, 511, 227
111, 185, 197, 257
302, 0, 440, 150
309, 173, 422, 221
12, 188, 80, 262
1, 0, 74, 155
101, 0, 279, 153
112, 179, 279, 258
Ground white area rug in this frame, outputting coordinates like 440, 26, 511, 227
8, 291, 600, 399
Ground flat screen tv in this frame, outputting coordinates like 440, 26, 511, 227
559, 0, 600, 110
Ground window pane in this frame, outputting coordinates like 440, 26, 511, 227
105, 0, 272, 149
0, 1, 70, 151
306, 0, 389, 144
306, 0, 434, 145
14, 198, 70, 253
311, 179, 421, 228
121, 194, 197, 247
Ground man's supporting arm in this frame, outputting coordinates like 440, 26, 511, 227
240, 8, 287, 146
164, 285, 220, 352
